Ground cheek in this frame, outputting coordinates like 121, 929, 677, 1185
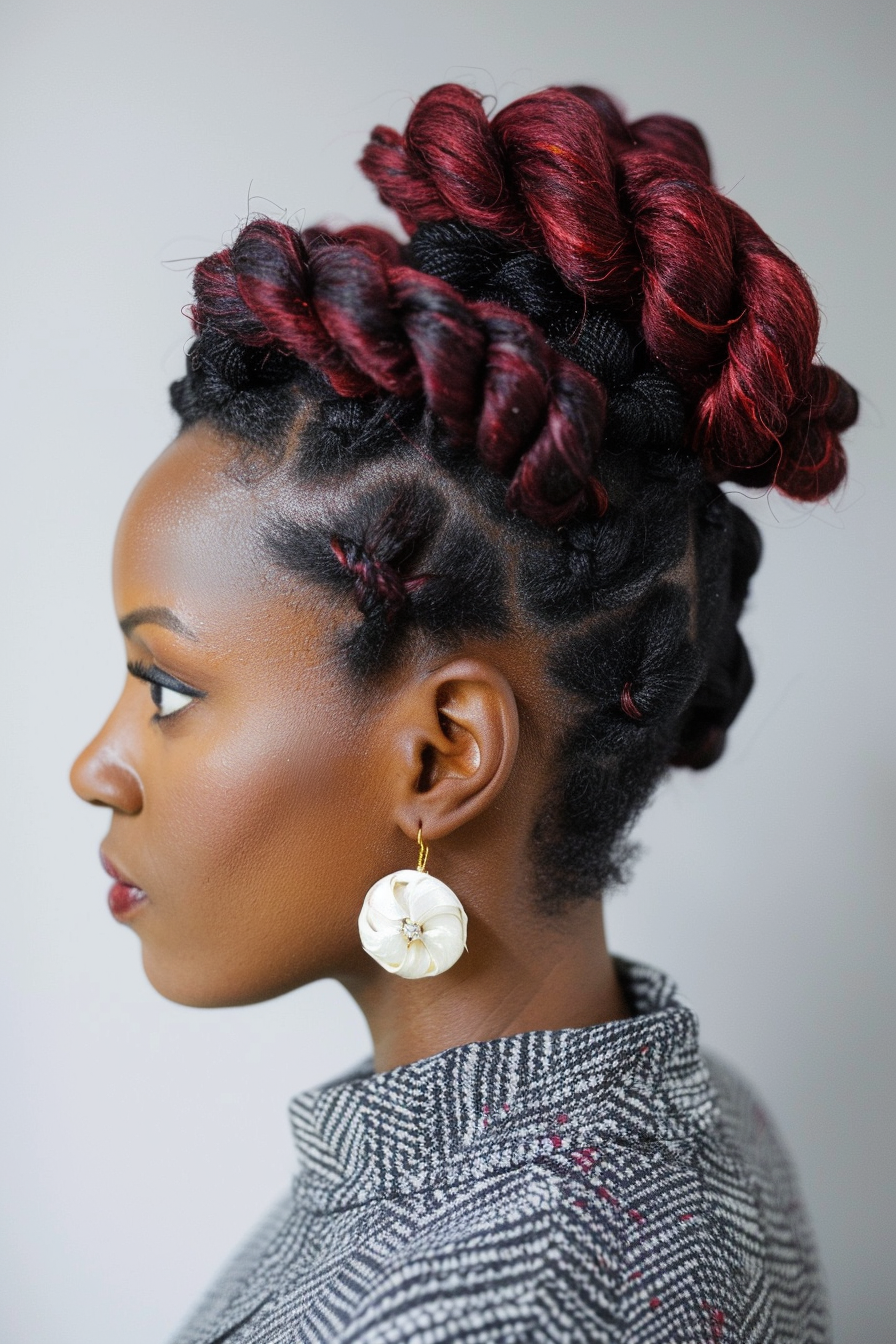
137, 688, 389, 999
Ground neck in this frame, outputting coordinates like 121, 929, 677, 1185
344, 895, 629, 1074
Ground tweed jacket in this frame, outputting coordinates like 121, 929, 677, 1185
171, 961, 828, 1343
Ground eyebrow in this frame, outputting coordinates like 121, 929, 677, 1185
119, 606, 198, 641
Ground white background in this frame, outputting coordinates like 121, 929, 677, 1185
1, 2, 893, 1340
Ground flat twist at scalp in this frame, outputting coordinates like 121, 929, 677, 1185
361, 83, 857, 499
327, 485, 433, 625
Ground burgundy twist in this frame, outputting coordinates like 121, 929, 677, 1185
360, 84, 857, 500
191, 219, 608, 524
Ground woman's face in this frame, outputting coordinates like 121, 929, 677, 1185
71, 424, 409, 1007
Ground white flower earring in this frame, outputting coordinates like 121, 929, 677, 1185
358, 828, 468, 979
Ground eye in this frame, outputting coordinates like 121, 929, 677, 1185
150, 682, 195, 718
128, 661, 204, 721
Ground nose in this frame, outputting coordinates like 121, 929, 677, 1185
70, 717, 144, 815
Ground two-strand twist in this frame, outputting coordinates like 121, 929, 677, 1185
360, 84, 857, 499
192, 218, 607, 524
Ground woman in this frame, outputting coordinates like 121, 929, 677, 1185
71, 83, 856, 1343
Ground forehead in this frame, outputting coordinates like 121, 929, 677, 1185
113, 424, 293, 628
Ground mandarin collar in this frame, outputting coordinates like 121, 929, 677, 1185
288, 960, 715, 1212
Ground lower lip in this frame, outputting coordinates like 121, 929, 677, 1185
101, 852, 149, 920
107, 881, 148, 919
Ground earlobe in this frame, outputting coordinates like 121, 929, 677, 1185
393, 659, 520, 843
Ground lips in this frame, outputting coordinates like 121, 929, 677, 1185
100, 850, 149, 919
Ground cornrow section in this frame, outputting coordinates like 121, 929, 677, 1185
361, 83, 858, 500
517, 482, 695, 626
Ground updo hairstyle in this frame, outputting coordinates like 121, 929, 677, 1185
170, 84, 857, 902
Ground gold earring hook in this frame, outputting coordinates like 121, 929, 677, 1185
416, 826, 429, 874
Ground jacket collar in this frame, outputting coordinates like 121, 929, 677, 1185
173, 960, 714, 1344
288, 959, 714, 1213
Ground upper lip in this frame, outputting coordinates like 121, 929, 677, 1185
100, 850, 140, 888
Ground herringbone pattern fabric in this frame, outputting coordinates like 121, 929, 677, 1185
171, 962, 828, 1343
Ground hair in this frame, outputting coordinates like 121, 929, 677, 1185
170, 83, 857, 905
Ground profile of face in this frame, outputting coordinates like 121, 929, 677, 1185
70, 424, 538, 1012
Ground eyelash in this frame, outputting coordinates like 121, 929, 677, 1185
127, 660, 205, 721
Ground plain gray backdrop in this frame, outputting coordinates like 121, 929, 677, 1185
1, 2, 893, 1341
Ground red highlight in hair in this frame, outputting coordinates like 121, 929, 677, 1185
188, 82, 857, 521
620, 683, 643, 720
361, 83, 857, 502
191, 219, 610, 525
329, 536, 428, 623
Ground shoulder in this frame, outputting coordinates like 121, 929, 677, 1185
701, 1048, 820, 1235
693, 1050, 831, 1340
170, 1193, 295, 1344
334, 1143, 726, 1344
702, 1049, 796, 1169
334, 1161, 622, 1344
332, 1056, 830, 1344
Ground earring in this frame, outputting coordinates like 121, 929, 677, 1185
358, 828, 468, 979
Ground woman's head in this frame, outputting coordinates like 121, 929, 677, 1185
72, 422, 532, 1007
71, 83, 856, 1011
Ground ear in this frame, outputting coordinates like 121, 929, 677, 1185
389, 658, 520, 843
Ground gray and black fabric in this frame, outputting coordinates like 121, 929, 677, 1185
171, 962, 828, 1343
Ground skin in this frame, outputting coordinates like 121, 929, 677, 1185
71, 423, 629, 1071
